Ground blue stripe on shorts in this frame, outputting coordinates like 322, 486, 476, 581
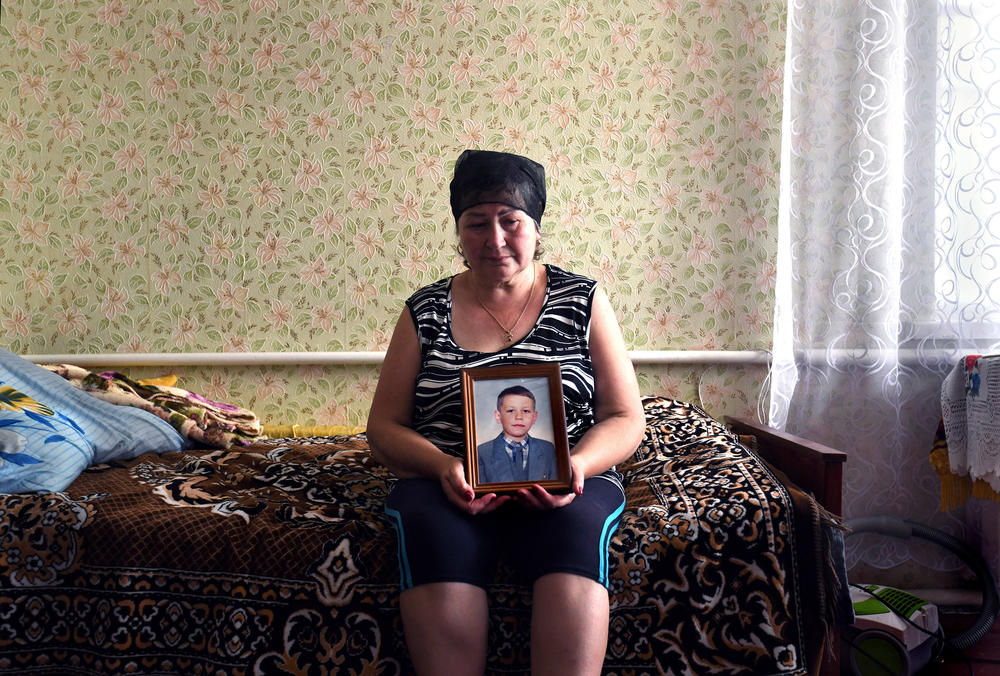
598, 498, 626, 587
384, 506, 413, 590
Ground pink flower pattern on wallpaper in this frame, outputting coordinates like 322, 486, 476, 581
108, 42, 139, 74
157, 217, 187, 246
101, 192, 133, 223
252, 40, 284, 72
19, 73, 47, 103
250, 179, 282, 208
307, 110, 336, 140
198, 181, 226, 210
257, 233, 290, 265
152, 22, 184, 52
3, 308, 30, 336
1, 113, 25, 143
59, 167, 91, 199
393, 192, 419, 222
457, 118, 485, 147
167, 123, 195, 156
213, 88, 243, 118
148, 71, 179, 102
1, 0, 784, 425
307, 14, 340, 45
17, 216, 49, 247
62, 39, 90, 70
399, 50, 426, 85
113, 142, 145, 173
265, 300, 292, 330
68, 234, 95, 265
295, 158, 323, 192
218, 143, 246, 170
311, 208, 344, 237
13, 22, 45, 52
450, 53, 483, 84
562, 5, 587, 34
295, 63, 327, 94
96, 91, 124, 125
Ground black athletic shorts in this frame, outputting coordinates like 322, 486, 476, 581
384, 477, 626, 590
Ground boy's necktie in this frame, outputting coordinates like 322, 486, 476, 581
507, 439, 526, 471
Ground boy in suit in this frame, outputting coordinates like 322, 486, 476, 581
477, 385, 557, 484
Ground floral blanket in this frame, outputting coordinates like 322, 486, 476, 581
40, 363, 261, 447
0, 398, 829, 675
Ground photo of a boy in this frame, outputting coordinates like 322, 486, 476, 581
477, 384, 558, 484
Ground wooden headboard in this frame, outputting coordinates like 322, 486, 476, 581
725, 416, 847, 516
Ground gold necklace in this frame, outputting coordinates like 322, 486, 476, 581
475, 264, 536, 343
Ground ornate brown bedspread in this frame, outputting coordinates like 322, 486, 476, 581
0, 398, 817, 675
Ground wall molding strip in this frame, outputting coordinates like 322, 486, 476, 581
22, 350, 772, 367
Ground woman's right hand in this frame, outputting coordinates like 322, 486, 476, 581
439, 455, 510, 515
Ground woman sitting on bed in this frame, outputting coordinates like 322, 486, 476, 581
367, 149, 645, 676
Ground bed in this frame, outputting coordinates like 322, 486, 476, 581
0, 395, 846, 675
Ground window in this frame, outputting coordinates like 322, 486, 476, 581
931, 1, 1000, 345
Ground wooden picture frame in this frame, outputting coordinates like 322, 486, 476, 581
461, 363, 572, 495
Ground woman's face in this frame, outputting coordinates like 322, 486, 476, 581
457, 203, 539, 280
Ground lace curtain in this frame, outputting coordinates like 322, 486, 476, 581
772, 0, 1000, 571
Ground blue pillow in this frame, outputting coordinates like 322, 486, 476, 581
0, 393, 93, 493
0, 348, 185, 493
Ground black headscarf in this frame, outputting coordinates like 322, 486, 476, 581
449, 149, 546, 225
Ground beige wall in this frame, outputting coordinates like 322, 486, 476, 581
1, 0, 784, 426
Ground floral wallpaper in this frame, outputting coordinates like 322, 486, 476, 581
0, 0, 784, 427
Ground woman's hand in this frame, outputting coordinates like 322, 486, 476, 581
438, 455, 511, 515
514, 457, 585, 510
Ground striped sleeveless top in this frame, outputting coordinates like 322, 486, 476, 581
406, 265, 620, 488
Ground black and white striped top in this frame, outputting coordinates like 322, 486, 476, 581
407, 265, 621, 487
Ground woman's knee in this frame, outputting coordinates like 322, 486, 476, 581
400, 582, 489, 676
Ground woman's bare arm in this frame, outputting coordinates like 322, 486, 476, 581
570, 286, 645, 479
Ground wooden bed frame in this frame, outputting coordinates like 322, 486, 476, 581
726, 416, 846, 516
725, 416, 847, 676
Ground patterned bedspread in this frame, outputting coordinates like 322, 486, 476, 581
0, 398, 825, 675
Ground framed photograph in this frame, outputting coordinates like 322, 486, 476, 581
461, 363, 572, 495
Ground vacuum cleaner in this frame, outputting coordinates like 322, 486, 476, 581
841, 516, 999, 676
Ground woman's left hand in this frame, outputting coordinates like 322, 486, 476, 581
514, 457, 585, 510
